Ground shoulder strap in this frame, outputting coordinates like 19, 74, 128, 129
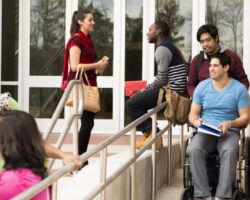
195, 51, 204, 75
193, 51, 204, 86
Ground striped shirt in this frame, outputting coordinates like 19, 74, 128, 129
146, 41, 187, 95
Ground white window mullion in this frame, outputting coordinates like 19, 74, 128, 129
192, 0, 206, 58
115, 0, 125, 130
143, 0, 155, 83
243, 0, 250, 136
19, 0, 30, 112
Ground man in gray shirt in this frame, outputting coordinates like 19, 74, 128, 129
126, 21, 187, 149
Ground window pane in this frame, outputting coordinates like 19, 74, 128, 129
95, 88, 113, 119
30, 0, 65, 76
29, 88, 64, 118
206, 0, 243, 59
156, 0, 192, 62
125, 0, 143, 81
1, 0, 18, 81
78, 0, 114, 76
124, 0, 143, 126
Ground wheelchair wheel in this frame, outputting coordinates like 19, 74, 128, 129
232, 189, 244, 200
245, 137, 250, 199
183, 139, 192, 188
180, 187, 193, 200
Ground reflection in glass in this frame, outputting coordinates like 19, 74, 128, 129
95, 88, 113, 119
30, 0, 65, 76
1, 0, 19, 81
29, 88, 64, 118
78, 0, 114, 76
156, 0, 192, 62
124, 0, 143, 126
125, 0, 143, 81
1, 86, 18, 101
206, 0, 243, 59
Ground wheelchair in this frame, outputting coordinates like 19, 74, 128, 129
180, 128, 250, 200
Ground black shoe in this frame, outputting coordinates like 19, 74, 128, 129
80, 160, 89, 170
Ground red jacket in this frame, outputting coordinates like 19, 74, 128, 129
187, 49, 249, 97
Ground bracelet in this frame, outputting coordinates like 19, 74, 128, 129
228, 121, 232, 129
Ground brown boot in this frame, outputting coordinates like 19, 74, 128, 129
136, 131, 163, 150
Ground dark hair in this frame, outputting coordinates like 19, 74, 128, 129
70, 9, 92, 36
197, 24, 219, 43
154, 21, 170, 38
211, 53, 231, 68
0, 110, 47, 179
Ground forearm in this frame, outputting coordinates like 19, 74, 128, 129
44, 143, 64, 159
229, 115, 249, 128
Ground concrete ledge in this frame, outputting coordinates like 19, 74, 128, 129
57, 142, 180, 200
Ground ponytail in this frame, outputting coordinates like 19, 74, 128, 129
70, 9, 91, 36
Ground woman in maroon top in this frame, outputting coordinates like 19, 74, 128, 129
61, 10, 108, 167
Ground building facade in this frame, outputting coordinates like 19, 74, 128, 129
0, 0, 249, 133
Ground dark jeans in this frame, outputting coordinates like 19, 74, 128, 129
78, 110, 95, 155
126, 88, 162, 134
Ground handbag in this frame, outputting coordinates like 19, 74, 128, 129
163, 84, 191, 125
65, 66, 100, 113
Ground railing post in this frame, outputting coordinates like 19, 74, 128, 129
100, 147, 107, 200
72, 84, 79, 156
130, 128, 136, 200
180, 125, 184, 168
168, 125, 172, 186
52, 181, 57, 200
151, 112, 157, 200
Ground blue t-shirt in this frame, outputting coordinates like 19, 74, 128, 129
192, 78, 250, 126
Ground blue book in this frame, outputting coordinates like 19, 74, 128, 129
198, 122, 222, 137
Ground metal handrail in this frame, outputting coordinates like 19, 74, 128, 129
43, 80, 84, 141
13, 101, 174, 200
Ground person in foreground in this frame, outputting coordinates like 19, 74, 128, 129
61, 10, 108, 166
187, 24, 249, 98
188, 53, 250, 200
0, 110, 49, 199
0, 94, 81, 171
126, 21, 187, 149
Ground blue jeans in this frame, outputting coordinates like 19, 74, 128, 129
126, 88, 162, 134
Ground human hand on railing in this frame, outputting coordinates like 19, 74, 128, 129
96, 56, 109, 74
61, 152, 81, 169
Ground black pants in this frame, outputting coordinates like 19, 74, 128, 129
126, 88, 161, 134
78, 110, 95, 155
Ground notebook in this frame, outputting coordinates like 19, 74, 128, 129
198, 122, 222, 137
125, 80, 147, 96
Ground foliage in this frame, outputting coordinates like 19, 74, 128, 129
156, 0, 185, 47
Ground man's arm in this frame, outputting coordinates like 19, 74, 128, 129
146, 46, 171, 89
187, 55, 201, 98
188, 103, 203, 128
225, 50, 249, 89
219, 107, 249, 135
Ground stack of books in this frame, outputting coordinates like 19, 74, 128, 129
198, 122, 222, 137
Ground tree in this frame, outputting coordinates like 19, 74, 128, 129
156, 0, 185, 47
207, 0, 243, 57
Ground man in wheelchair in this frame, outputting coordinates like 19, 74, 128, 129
187, 53, 250, 200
